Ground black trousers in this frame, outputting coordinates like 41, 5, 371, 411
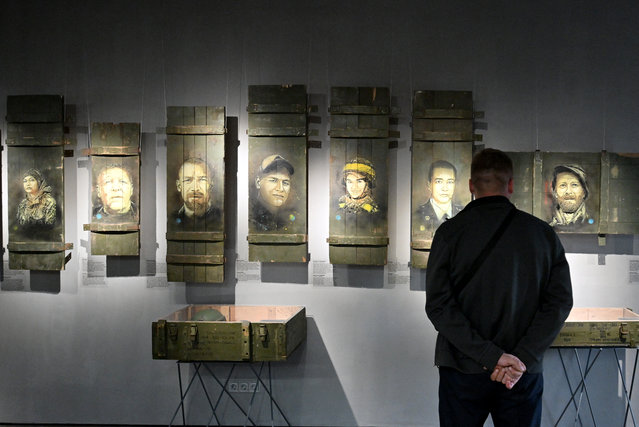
438, 366, 543, 427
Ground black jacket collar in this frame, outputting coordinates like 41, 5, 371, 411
462, 195, 512, 212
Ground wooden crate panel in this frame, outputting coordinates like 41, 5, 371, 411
247, 113, 306, 136
9, 250, 67, 271
167, 106, 225, 134
248, 243, 308, 263
505, 151, 535, 215
329, 115, 389, 138
247, 86, 309, 263
329, 137, 389, 266
152, 305, 306, 362
247, 85, 307, 113
6, 95, 63, 123
330, 87, 391, 114
600, 152, 639, 234
87, 122, 141, 256
412, 118, 473, 141
413, 90, 474, 119
410, 248, 430, 269
329, 245, 387, 266
90, 122, 140, 149
91, 232, 139, 256
166, 106, 226, 282
7, 145, 66, 270
552, 307, 639, 348
6, 122, 65, 146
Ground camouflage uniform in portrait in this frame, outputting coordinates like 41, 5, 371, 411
338, 157, 379, 215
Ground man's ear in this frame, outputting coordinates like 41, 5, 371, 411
255, 177, 261, 189
96, 185, 102, 198
507, 178, 514, 195
175, 179, 181, 192
468, 178, 475, 195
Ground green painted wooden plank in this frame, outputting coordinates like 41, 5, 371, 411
6, 95, 63, 123
248, 243, 308, 263
412, 90, 473, 119
6, 123, 65, 146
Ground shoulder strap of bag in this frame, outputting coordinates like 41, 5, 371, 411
454, 206, 517, 296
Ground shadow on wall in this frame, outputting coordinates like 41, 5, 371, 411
410, 267, 427, 292
261, 262, 309, 284
180, 318, 357, 426
333, 264, 385, 288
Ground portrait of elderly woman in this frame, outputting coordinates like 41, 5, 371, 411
338, 157, 379, 214
17, 168, 57, 227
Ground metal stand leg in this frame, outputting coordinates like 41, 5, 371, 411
170, 362, 207, 426
268, 362, 274, 427
625, 349, 639, 427
168, 361, 290, 426
202, 363, 257, 427
614, 348, 638, 427
554, 348, 601, 427
248, 362, 291, 427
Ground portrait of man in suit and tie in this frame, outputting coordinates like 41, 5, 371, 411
415, 160, 464, 233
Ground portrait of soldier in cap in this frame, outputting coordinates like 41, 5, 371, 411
170, 157, 222, 229
93, 164, 137, 221
338, 157, 379, 214
251, 154, 296, 231
549, 164, 592, 227
416, 159, 464, 231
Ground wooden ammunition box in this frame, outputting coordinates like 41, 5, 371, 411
152, 305, 306, 362
552, 307, 639, 348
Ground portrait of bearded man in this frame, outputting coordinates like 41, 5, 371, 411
171, 157, 222, 229
549, 164, 593, 227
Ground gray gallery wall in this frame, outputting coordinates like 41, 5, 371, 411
1, 1, 639, 426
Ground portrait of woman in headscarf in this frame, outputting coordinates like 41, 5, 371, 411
17, 168, 57, 227
338, 157, 379, 215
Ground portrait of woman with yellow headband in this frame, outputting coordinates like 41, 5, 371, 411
338, 157, 379, 214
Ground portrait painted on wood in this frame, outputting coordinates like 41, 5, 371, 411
411, 142, 472, 242
18, 168, 57, 228
167, 140, 224, 233
248, 137, 306, 234
542, 153, 600, 233
414, 160, 464, 231
337, 157, 380, 215
8, 146, 64, 242
329, 139, 388, 237
92, 157, 139, 224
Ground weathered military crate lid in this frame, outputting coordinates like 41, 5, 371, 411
247, 85, 307, 113
552, 307, 639, 348
412, 90, 473, 119
152, 305, 306, 362
330, 87, 390, 115
7, 95, 64, 123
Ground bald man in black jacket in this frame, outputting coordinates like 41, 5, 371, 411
426, 148, 573, 427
